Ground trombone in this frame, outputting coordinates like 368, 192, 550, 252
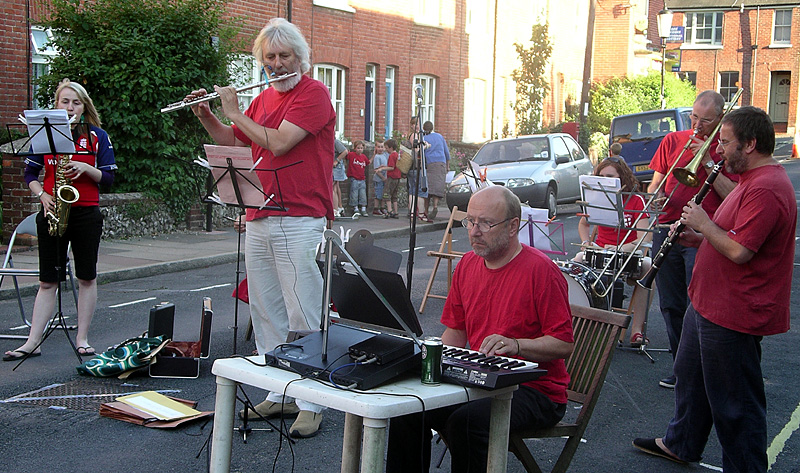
160, 72, 298, 113
587, 88, 743, 296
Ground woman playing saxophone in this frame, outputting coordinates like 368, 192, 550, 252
3, 79, 117, 361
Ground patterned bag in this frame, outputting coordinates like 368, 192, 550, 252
76, 336, 168, 378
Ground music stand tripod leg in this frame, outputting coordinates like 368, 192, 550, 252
13, 242, 82, 371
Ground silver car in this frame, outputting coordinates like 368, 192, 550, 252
446, 133, 594, 218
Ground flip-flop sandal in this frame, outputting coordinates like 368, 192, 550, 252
77, 346, 96, 356
3, 349, 42, 361
632, 438, 687, 464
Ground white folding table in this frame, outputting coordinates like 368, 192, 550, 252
209, 356, 517, 473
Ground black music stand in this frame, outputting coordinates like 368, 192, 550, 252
8, 112, 95, 369
199, 144, 299, 356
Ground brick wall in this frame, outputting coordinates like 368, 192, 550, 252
671, 8, 800, 131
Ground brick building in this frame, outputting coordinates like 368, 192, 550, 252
664, 0, 799, 134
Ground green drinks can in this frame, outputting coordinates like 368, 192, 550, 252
421, 337, 443, 385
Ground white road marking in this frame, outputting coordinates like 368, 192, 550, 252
699, 462, 723, 471
190, 283, 232, 292
108, 297, 156, 308
401, 247, 425, 253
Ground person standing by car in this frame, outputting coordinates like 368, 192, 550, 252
421, 120, 450, 220
646, 90, 737, 389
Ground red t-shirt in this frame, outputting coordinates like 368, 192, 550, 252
442, 245, 574, 404
689, 164, 795, 336
346, 151, 369, 180
233, 75, 336, 221
649, 130, 738, 223
595, 194, 649, 247
386, 151, 401, 179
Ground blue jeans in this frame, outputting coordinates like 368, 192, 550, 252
652, 226, 697, 360
349, 178, 367, 207
664, 304, 767, 472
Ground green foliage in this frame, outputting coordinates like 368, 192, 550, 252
36, 0, 245, 217
588, 71, 696, 135
511, 23, 552, 136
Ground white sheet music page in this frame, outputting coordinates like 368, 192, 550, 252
579, 175, 621, 227
518, 206, 550, 251
24, 109, 76, 155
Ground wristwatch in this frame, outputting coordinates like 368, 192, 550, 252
704, 160, 715, 169
36, 189, 44, 198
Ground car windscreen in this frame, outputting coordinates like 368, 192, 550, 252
473, 137, 550, 165
612, 111, 679, 143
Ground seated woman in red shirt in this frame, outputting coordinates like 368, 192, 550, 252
574, 156, 652, 347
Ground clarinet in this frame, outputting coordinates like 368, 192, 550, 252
637, 160, 725, 290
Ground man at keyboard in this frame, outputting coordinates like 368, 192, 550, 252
387, 185, 575, 472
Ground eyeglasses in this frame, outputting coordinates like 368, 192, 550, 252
717, 138, 735, 148
461, 217, 512, 232
690, 113, 720, 126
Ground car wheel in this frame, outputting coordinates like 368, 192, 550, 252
545, 186, 557, 219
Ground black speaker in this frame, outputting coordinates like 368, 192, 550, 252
148, 302, 175, 339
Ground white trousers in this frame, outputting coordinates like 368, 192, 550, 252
246, 216, 325, 413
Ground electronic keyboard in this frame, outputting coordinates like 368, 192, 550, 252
442, 345, 546, 389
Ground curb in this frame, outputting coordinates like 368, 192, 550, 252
0, 220, 447, 301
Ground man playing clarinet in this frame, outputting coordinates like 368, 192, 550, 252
634, 106, 795, 472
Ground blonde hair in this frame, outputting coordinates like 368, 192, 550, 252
55, 79, 102, 128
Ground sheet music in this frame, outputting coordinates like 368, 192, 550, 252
518, 207, 551, 252
23, 109, 76, 155
579, 175, 621, 227
203, 144, 269, 208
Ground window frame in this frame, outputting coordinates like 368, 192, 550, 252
229, 54, 265, 111
412, 75, 437, 125
30, 26, 58, 109
719, 71, 740, 103
384, 66, 396, 140
772, 9, 792, 46
684, 11, 724, 47
314, 64, 347, 139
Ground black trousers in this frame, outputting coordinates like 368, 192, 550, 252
386, 385, 565, 473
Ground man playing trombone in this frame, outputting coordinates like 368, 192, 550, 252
634, 106, 794, 473
185, 18, 335, 438
645, 90, 737, 389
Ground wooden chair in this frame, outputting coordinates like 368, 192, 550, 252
509, 304, 630, 473
418, 206, 468, 313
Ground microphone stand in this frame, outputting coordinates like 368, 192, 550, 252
405, 91, 427, 293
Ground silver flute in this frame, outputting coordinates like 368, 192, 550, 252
160, 72, 298, 113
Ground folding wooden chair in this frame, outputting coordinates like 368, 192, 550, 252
418, 206, 468, 313
509, 304, 630, 473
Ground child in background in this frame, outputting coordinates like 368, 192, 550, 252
332, 139, 348, 217
371, 140, 389, 216
382, 139, 401, 218
346, 140, 370, 216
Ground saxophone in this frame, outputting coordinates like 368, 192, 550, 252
47, 154, 80, 237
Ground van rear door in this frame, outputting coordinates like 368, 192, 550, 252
610, 109, 691, 184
